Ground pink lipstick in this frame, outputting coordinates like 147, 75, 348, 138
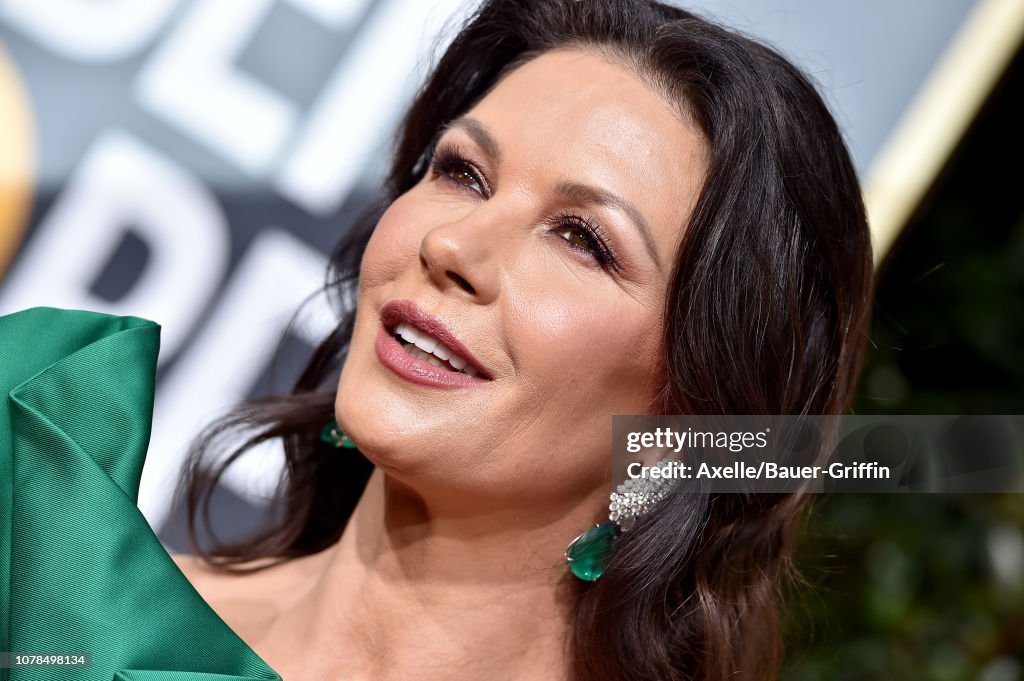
376, 299, 492, 389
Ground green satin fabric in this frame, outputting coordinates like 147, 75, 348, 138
0, 307, 282, 681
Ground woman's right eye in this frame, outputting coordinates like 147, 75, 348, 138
447, 165, 483, 192
430, 144, 489, 197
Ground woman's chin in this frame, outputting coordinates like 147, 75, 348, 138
335, 370, 442, 463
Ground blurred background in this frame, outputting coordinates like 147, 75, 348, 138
0, 0, 1021, 678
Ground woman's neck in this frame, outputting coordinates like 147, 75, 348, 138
252, 467, 605, 681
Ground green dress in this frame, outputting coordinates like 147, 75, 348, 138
0, 307, 283, 680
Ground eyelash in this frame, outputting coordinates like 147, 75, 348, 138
428, 142, 620, 270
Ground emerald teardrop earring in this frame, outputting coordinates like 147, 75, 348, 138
564, 522, 618, 581
565, 459, 675, 581
320, 418, 357, 449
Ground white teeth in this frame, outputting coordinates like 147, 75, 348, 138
394, 321, 478, 376
396, 323, 419, 345
408, 345, 447, 370
414, 336, 438, 354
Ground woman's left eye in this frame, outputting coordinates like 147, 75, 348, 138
553, 216, 617, 269
556, 226, 597, 253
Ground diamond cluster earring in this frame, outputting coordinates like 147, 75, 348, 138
564, 459, 675, 581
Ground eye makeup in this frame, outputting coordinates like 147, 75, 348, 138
428, 139, 622, 272
430, 142, 492, 198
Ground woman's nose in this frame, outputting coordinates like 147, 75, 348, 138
417, 217, 502, 304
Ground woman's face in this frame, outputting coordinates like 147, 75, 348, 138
336, 47, 707, 510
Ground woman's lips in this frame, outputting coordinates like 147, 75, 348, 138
375, 324, 490, 389
378, 299, 493, 378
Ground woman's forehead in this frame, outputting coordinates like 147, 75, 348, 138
470, 49, 697, 152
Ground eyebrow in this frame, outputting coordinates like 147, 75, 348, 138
447, 116, 502, 166
446, 115, 662, 269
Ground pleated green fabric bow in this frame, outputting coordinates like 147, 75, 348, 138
0, 307, 282, 681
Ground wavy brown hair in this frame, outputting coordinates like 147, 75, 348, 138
176, 1, 874, 679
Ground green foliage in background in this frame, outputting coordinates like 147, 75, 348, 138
782, 45, 1024, 681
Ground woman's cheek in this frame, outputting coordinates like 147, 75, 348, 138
514, 294, 657, 388
359, 199, 420, 289
572, 314, 664, 404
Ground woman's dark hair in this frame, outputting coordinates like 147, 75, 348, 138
176, 1, 874, 680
